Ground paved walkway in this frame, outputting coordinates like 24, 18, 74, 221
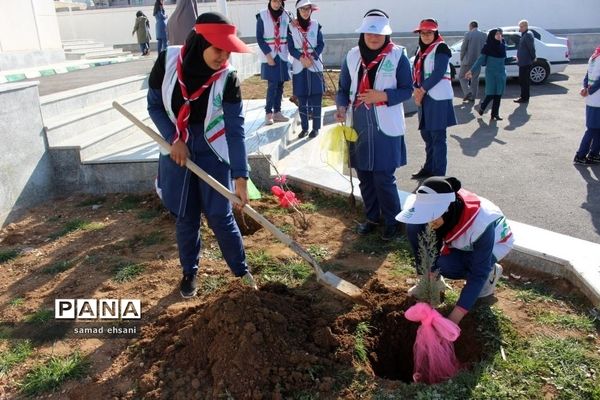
21, 58, 600, 245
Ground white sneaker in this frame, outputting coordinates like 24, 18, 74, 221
272, 112, 289, 122
479, 263, 503, 298
265, 113, 274, 125
241, 272, 258, 290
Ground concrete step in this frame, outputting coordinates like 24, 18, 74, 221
83, 128, 158, 164
63, 42, 105, 51
40, 74, 148, 121
61, 39, 97, 46
84, 50, 133, 60
65, 48, 130, 60
45, 89, 148, 145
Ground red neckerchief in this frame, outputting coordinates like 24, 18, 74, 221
174, 45, 227, 144
270, 13, 281, 53
440, 189, 481, 255
354, 41, 394, 110
592, 46, 600, 60
413, 36, 444, 87
298, 22, 311, 58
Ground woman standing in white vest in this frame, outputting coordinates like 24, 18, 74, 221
147, 13, 258, 298
256, 0, 291, 125
411, 19, 457, 180
287, 0, 324, 139
573, 45, 600, 165
335, 9, 413, 241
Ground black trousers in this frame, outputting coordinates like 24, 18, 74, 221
518, 65, 531, 100
481, 95, 502, 118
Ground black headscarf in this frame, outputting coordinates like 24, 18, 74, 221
153, 0, 163, 17
357, 10, 391, 87
481, 28, 507, 58
418, 177, 464, 240
268, 1, 285, 19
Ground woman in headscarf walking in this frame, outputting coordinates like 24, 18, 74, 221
132, 10, 151, 56
256, 0, 291, 125
288, 0, 324, 138
153, 0, 168, 53
147, 12, 258, 298
411, 19, 457, 180
335, 9, 413, 241
466, 28, 508, 121
572, 45, 600, 165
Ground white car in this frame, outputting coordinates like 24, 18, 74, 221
448, 29, 570, 84
499, 26, 571, 56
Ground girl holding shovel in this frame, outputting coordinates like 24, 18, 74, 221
147, 12, 258, 298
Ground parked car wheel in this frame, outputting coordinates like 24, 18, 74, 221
530, 60, 550, 84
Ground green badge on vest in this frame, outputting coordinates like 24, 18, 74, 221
381, 59, 395, 73
213, 93, 222, 108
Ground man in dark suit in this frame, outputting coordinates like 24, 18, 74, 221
515, 19, 536, 103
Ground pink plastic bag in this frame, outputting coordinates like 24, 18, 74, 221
404, 302, 461, 384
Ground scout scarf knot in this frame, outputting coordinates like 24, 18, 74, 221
174, 44, 227, 144
354, 41, 394, 110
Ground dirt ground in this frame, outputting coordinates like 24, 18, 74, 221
0, 190, 598, 399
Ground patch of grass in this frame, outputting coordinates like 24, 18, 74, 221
0, 249, 20, 264
200, 276, 228, 295
389, 248, 415, 277
0, 340, 33, 375
115, 194, 146, 211
9, 297, 25, 307
306, 189, 353, 211
279, 223, 295, 235
137, 208, 162, 222
351, 234, 396, 255
76, 196, 106, 207
129, 231, 165, 247
261, 259, 312, 286
513, 285, 557, 303
298, 202, 317, 213
24, 309, 54, 325
202, 246, 223, 261
247, 250, 280, 270
442, 288, 460, 306
307, 245, 329, 262
42, 259, 75, 274
532, 309, 596, 332
113, 263, 145, 283
19, 352, 89, 396
49, 219, 105, 240
353, 322, 371, 364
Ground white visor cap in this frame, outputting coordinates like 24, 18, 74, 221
355, 15, 392, 35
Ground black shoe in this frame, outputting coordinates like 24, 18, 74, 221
573, 155, 591, 165
180, 274, 198, 298
475, 105, 484, 116
381, 224, 399, 241
513, 98, 529, 103
357, 221, 378, 235
308, 129, 319, 138
298, 130, 309, 138
411, 168, 433, 180
491, 116, 503, 121
462, 94, 472, 101
587, 154, 600, 164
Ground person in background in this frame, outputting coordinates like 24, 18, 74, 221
153, 0, 168, 53
132, 10, 151, 56
336, 9, 413, 241
514, 19, 536, 104
167, 0, 198, 46
256, 0, 291, 125
573, 45, 600, 165
466, 28, 507, 121
288, 0, 324, 139
147, 12, 258, 298
458, 20, 487, 102
396, 176, 514, 325
411, 19, 457, 180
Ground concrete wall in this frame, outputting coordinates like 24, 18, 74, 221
0, 82, 55, 227
0, 0, 65, 71
56, 0, 599, 45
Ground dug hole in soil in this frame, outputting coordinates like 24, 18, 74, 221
1, 191, 507, 399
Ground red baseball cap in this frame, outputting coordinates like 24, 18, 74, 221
413, 19, 439, 33
194, 23, 251, 53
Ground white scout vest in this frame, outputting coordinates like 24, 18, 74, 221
422, 42, 453, 100
289, 21, 323, 74
346, 45, 406, 137
445, 193, 514, 262
586, 55, 600, 108
258, 9, 289, 63
162, 46, 233, 163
